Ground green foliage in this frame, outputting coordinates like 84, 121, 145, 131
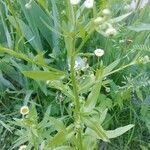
0, 0, 150, 149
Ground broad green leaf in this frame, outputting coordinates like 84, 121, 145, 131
48, 124, 74, 148
23, 71, 65, 81
84, 69, 103, 112
128, 23, 150, 32
110, 12, 132, 23
83, 117, 109, 142
106, 124, 134, 139
48, 131, 66, 147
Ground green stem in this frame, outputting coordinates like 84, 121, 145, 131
70, 53, 83, 150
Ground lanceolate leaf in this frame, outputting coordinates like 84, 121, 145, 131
83, 117, 109, 142
106, 124, 134, 139
110, 12, 132, 23
84, 69, 103, 112
23, 71, 65, 81
128, 23, 150, 32
103, 59, 120, 77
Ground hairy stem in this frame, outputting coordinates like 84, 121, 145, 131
70, 53, 83, 150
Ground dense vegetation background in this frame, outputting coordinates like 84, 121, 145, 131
0, 0, 150, 149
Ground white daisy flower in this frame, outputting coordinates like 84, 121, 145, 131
20, 106, 29, 115
70, 0, 81, 5
94, 49, 104, 57
84, 0, 94, 9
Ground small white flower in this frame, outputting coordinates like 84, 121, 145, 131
105, 27, 117, 37
70, 0, 81, 5
25, 3, 32, 9
20, 106, 29, 115
84, 0, 94, 9
102, 9, 111, 16
94, 49, 104, 57
94, 17, 103, 24
19, 145, 27, 150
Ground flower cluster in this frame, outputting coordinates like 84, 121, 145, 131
94, 9, 117, 37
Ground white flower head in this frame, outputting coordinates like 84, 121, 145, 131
25, 3, 32, 9
70, 0, 81, 5
94, 49, 104, 57
94, 17, 103, 24
105, 27, 117, 37
19, 145, 27, 150
20, 106, 29, 115
102, 9, 111, 16
84, 0, 94, 9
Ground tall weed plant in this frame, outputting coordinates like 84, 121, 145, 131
0, 0, 150, 149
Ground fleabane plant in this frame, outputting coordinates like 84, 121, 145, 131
1, 0, 146, 150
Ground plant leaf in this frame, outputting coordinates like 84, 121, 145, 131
23, 71, 65, 81
106, 124, 134, 139
83, 117, 109, 142
103, 59, 120, 77
128, 23, 150, 32
84, 69, 103, 112
110, 12, 132, 23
